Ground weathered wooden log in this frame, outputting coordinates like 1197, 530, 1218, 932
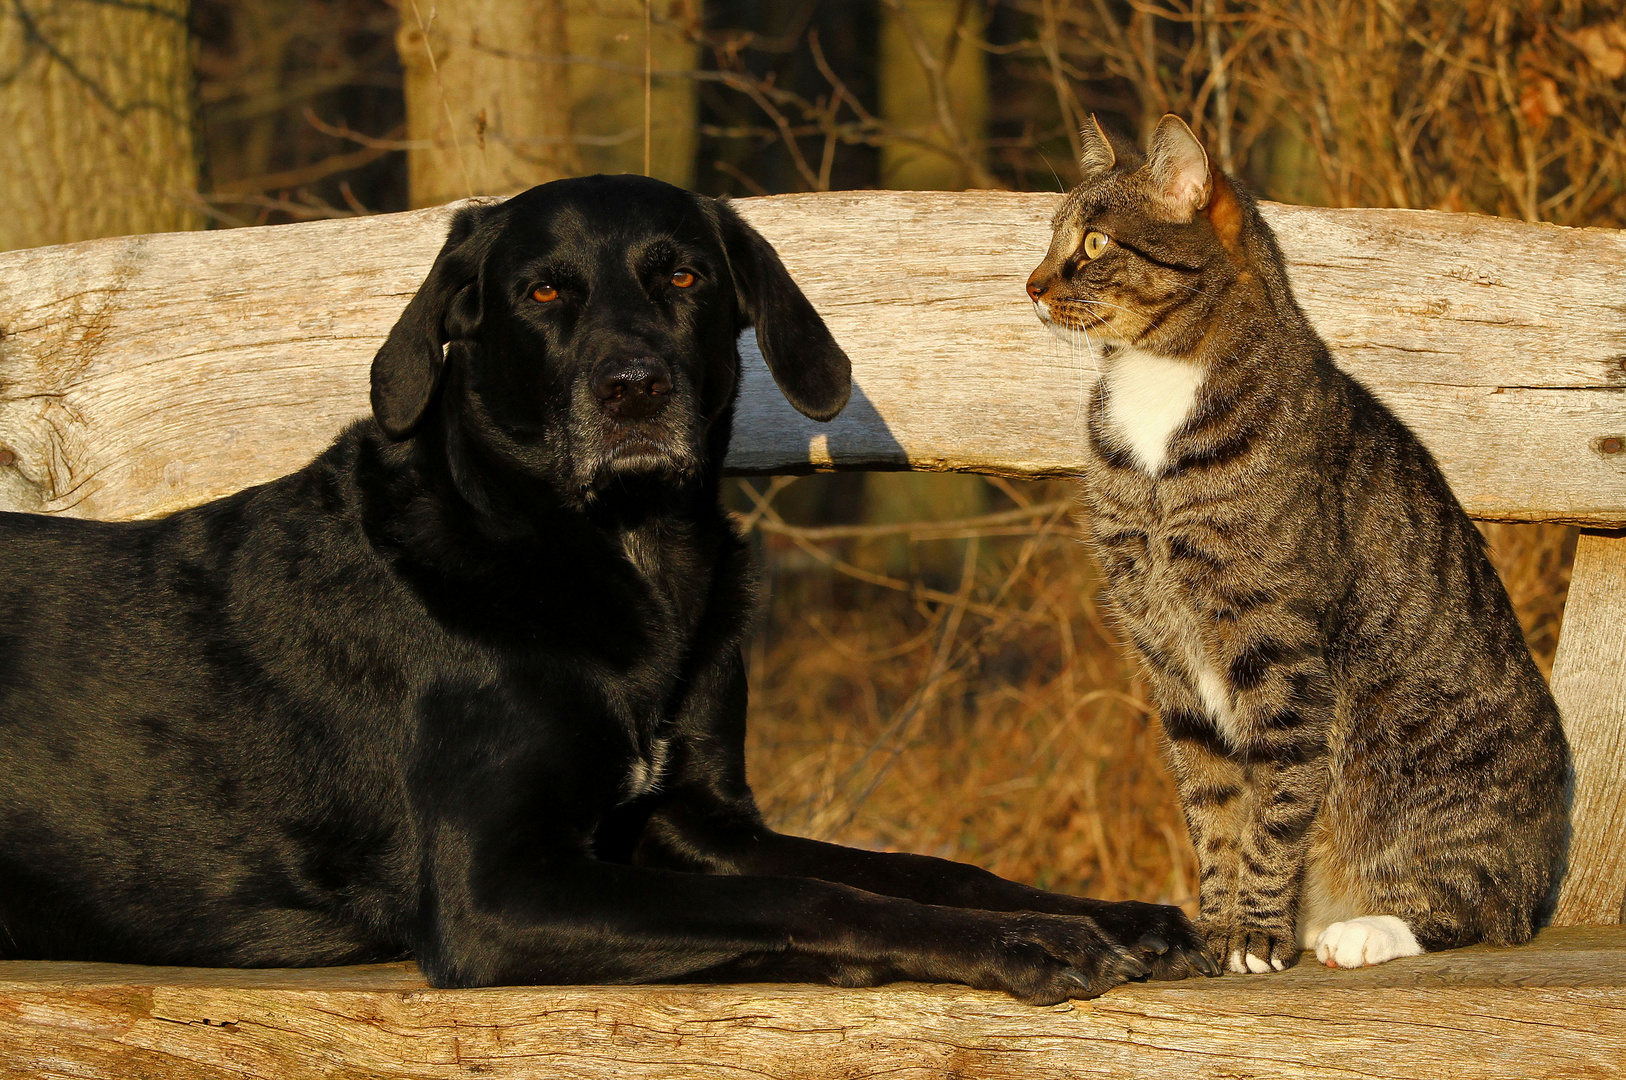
2, 927, 1623, 1079
0, 192, 1622, 525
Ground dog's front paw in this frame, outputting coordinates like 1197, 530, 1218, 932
1090, 900, 1217, 980
1201, 919, 1301, 974
972, 913, 1150, 1005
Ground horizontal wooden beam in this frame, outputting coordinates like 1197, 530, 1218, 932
1, 193, 1623, 524
2, 927, 1622, 1079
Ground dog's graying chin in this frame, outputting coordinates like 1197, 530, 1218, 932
0, 174, 1211, 1003
567, 379, 707, 497
1027, 116, 1569, 974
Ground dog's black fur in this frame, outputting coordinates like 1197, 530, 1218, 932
0, 176, 1210, 1003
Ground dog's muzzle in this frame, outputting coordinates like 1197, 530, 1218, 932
579, 354, 699, 489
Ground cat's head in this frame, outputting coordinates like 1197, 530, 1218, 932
1026, 115, 1262, 357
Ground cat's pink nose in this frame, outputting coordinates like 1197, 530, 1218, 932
1026, 275, 1047, 302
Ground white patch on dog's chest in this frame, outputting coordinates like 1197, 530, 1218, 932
1101, 349, 1205, 475
621, 531, 659, 579
624, 736, 672, 800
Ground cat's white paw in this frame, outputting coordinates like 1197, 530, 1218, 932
1314, 916, 1423, 968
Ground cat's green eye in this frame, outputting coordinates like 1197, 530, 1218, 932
1084, 231, 1111, 260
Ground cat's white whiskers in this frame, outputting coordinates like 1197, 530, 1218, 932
1060, 301, 1115, 342
1078, 325, 1104, 434
1059, 297, 1146, 320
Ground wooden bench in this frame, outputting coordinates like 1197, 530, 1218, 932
1, 192, 1622, 1077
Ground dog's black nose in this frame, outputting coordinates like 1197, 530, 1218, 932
590, 358, 672, 420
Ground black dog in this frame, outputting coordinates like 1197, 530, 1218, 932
0, 176, 1209, 1003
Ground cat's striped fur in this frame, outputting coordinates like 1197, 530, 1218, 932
1026, 116, 1570, 972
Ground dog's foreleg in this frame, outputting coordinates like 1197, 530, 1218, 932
636, 801, 1213, 981
412, 857, 1148, 1003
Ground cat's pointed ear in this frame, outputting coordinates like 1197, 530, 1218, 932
1146, 115, 1211, 221
1079, 115, 1117, 178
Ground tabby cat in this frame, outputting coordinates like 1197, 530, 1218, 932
1025, 115, 1570, 972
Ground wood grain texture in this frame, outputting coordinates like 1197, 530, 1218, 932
1, 928, 1622, 1079
1, 192, 1622, 523
1552, 532, 1626, 927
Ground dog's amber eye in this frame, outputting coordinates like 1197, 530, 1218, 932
532, 285, 558, 303
670, 269, 696, 289
1083, 232, 1110, 260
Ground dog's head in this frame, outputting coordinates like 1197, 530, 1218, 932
370, 175, 850, 501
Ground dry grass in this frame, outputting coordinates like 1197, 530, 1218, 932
741, 478, 1195, 907
1477, 522, 1578, 681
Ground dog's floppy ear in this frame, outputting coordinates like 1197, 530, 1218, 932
370, 204, 496, 440
712, 200, 851, 422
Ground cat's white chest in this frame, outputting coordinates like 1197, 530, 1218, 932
1100, 350, 1206, 475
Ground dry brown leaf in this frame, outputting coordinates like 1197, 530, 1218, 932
1520, 75, 1565, 126
1563, 23, 1626, 81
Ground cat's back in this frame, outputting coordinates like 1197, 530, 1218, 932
1308, 355, 1567, 736
1306, 357, 1530, 633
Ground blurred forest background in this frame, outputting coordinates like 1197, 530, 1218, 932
4, 0, 1618, 910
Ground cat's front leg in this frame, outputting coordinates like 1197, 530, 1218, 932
1160, 660, 1334, 974
1149, 672, 1252, 964
1218, 751, 1329, 972
1215, 654, 1336, 974
1159, 702, 1252, 969
1170, 742, 1327, 974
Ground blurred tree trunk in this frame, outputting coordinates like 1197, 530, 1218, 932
396, 0, 576, 208
1248, 122, 1331, 208
0, 0, 201, 250
877, 0, 989, 191
396, 0, 699, 208
566, 0, 698, 186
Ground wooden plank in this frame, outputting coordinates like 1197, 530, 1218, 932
1552, 531, 1626, 927
0, 193, 1622, 524
1, 927, 1622, 1079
